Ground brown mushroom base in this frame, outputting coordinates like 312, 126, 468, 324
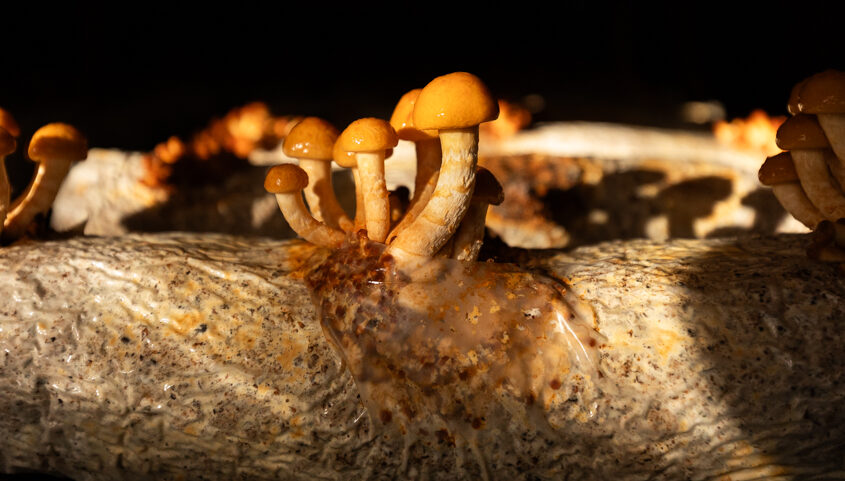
2, 233, 845, 480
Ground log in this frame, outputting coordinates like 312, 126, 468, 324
1, 233, 844, 480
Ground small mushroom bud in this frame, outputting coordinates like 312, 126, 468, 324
0, 127, 17, 235
283, 117, 353, 231
759, 152, 825, 228
338, 118, 398, 243
389, 72, 498, 259
3, 123, 87, 240
450, 167, 504, 262
264, 164, 345, 248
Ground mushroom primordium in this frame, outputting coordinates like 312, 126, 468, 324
264, 163, 345, 248
283, 117, 353, 232
3, 123, 88, 240
337, 118, 398, 243
386, 89, 442, 242
388, 72, 499, 259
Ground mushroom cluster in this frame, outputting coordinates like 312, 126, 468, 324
264, 72, 504, 263
0, 108, 88, 242
758, 70, 845, 260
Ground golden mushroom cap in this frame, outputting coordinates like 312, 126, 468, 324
28, 123, 88, 163
283, 117, 339, 160
264, 163, 309, 194
759, 152, 799, 186
413, 72, 499, 130
0, 108, 20, 137
332, 140, 357, 168
338, 118, 398, 153
389, 89, 438, 142
792, 70, 845, 114
776, 114, 830, 150
0, 126, 16, 156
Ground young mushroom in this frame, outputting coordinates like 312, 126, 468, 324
386, 89, 443, 243
449, 167, 504, 262
792, 70, 845, 172
775, 113, 845, 220
337, 118, 398, 243
0, 127, 16, 234
3, 123, 88, 240
389, 72, 499, 259
264, 163, 345, 248
283, 117, 353, 231
759, 151, 825, 228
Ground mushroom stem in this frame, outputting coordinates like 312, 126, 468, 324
791, 149, 845, 220
389, 127, 479, 258
275, 192, 345, 248
0, 159, 8, 230
386, 140, 442, 243
772, 182, 826, 228
351, 168, 366, 232
818, 114, 845, 170
299, 158, 353, 231
357, 151, 390, 242
3, 160, 73, 239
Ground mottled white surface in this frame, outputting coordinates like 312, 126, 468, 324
1, 233, 843, 480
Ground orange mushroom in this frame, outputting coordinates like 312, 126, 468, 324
3, 123, 87, 240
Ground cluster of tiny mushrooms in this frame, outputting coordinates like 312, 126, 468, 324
264, 71, 504, 263
758, 69, 845, 260
0, 112, 88, 242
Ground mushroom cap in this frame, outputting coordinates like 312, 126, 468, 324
793, 70, 845, 114
0, 126, 16, 156
787, 77, 809, 116
264, 163, 309, 194
332, 140, 357, 168
28, 123, 88, 163
389, 89, 438, 142
338, 118, 398, 153
776, 114, 830, 150
473, 167, 505, 205
283, 117, 339, 160
0, 107, 20, 137
758, 152, 799, 186
413, 72, 499, 130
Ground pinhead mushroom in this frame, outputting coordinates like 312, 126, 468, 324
759, 152, 824, 228
0, 127, 17, 236
450, 167, 504, 262
387, 89, 443, 243
283, 117, 353, 231
338, 118, 398, 243
389, 72, 499, 259
264, 163, 345, 248
3, 123, 87, 240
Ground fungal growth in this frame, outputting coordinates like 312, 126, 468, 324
264, 72, 602, 443
0, 112, 87, 242
761, 70, 845, 260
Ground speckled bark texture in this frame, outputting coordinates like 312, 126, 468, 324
1, 233, 844, 480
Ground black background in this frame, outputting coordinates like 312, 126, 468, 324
1, 1, 841, 153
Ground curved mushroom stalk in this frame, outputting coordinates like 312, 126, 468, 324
386, 140, 442, 243
265, 164, 346, 249
818, 114, 845, 168
791, 149, 845, 221
299, 158, 353, 231
0, 127, 16, 234
450, 167, 504, 262
772, 183, 825, 228
389, 128, 479, 258
3, 123, 87, 240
